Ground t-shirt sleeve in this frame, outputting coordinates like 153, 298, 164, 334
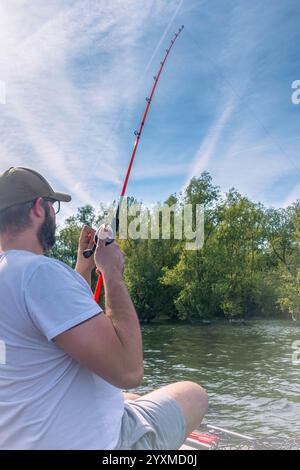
24, 260, 102, 341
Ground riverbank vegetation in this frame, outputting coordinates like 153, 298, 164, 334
49, 172, 300, 322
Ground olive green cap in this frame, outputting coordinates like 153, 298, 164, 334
0, 167, 71, 212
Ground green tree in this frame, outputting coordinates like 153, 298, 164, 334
267, 203, 300, 319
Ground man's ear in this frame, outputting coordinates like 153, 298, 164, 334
31, 197, 45, 219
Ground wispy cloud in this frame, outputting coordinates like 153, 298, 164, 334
0, 1, 183, 209
0, 80, 6, 104
0, 0, 299, 219
283, 181, 300, 207
183, 98, 236, 190
177, 0, 300, 207
142, 0, 184, 78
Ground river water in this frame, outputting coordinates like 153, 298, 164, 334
139, 320, 300, 441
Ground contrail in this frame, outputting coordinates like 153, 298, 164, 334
142, 0, 184, 79
182, 98, 236, 191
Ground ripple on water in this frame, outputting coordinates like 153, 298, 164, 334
139, 320, 300, 438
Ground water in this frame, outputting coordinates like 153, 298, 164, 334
138, 320, 300, 440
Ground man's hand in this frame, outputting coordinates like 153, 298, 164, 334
94, 238, 124, 280
75, 225, 96, 282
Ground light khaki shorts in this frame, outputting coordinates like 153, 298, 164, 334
114, 395, 186, 450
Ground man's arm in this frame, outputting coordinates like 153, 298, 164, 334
54, 240, 143, 389
74, 268, 91, 286
74, 225, 96, 287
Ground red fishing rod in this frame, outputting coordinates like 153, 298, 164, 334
83, 25, 184, 302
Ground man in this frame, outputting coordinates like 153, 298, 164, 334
0, 167, 208, 450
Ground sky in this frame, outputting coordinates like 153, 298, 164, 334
0, 0, 300, 226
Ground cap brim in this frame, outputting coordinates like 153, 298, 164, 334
53, 192, 72, 202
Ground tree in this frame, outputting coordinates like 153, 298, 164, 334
162, 173, 222, 320
46, 175, 300, 322
267, 202, 300, 319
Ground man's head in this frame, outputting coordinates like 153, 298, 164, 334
0, 167, 71, 254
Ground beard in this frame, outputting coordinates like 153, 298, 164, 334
37, 204, 56, 252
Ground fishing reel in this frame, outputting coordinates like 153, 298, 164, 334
82, 224, 114, 259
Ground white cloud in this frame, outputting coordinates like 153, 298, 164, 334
183, 98, 236, 189
0, 0, 183, 217
0, 80, 6, 104
282, 182, 300, 208
1, 0, 297, 217
142, 0, 184, 78
179, 1, 300, 208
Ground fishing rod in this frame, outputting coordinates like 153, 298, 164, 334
83, 25, 184, 302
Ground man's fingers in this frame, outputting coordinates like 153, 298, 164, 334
82, 225, 96, 236
87, 233, 95, 247
80, 226, 96, 246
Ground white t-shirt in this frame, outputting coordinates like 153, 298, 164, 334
0, 250, 124, 449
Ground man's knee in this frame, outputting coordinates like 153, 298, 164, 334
137, 380, 208, 435
185, 381, 208, 404
173, 381, 208, 434
157, 380, 208, 411
179, 381, 208, 409
174, 380, 207, 398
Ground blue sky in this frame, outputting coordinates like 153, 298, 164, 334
0, 0, 299, 225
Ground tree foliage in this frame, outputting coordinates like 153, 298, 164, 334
49, 174, 300, 322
